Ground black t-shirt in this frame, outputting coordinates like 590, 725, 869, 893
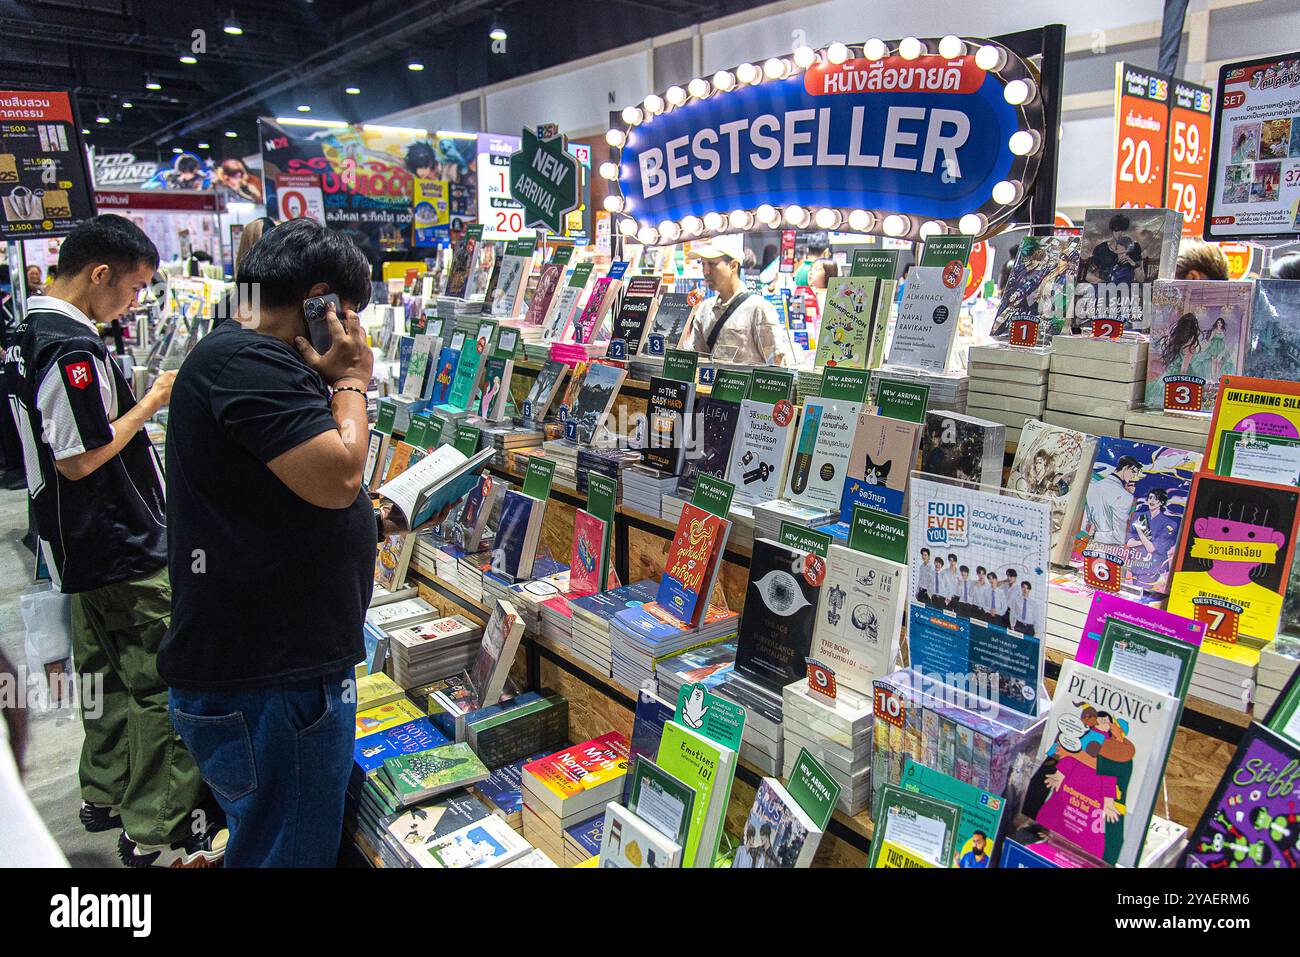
7, 298, 167, 593
158, 321, 374, 690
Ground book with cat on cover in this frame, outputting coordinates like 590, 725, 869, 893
677, 393, 741, 497
1145, 280, 1252, 413
381, 741, 491, 806
1167, 472, 1300, 646
1179, 722, 1300, 868
839, 412, 923, 520
814, 276, 879, 369
1009, 419, 1098, 567
611, 276, 661, 356
726, 369, 797, 507
643, 376, 695, 475
1070, 436, 1200, 594
569, 509, 608, 598
657, 502, 731, 628
736, 538, 822, 694
1023, 659, 1179, 868
814, 542, 906, 694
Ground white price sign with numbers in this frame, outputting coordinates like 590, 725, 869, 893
476, 132, 532, 241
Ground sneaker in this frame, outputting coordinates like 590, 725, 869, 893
118, 825, 228, 868
79, 802, 122, 833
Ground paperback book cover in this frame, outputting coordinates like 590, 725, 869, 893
381, 741, 491, 806
444, 232, 478, 299
520, 359, 568, 425
885, 265, 964, 373
522, 732, 631, 815
643, 376, 695, 475
657, 502, 730, 627
573, 276, 620, 343
1071, 436, 1201, 595
611, 276, 661, 356
1022, 659, 1179, 868
524, 260, 566, 326
626, 752, 695, 845
354, 717, 451, 775
908, 476, 1052, 717
1180, 723, 1300, 868
735, 538, 822, 694
639, 291, 696, 356
569, 509, 608, 598
1009, 419, 1097, 567
428, 339, 463, 406
677, 394, 741, 496
732, 777, 823, 868
599, 803, 683, 868
917, 410, 1006, 488
814, 542, 906, 694
543, 262, 595, 341
1076, 590, 1206, 669
900, 759, 1005, 868
870, 784, 962, 867
468, 599, 525, 709
569, 361, 627, 445
446, 320, 496, 411
990, 234, 1080, 342
494, 490, 545, 580
475, 355, 513, 422
424, 814, 531, 868
839, 412, 923, 520
1146, 280, 1252, 412
726, 370, 797, 507
1205, 376, 1300, 478
814, 276, 878, 369
1167, 472, 1300, 645
657, 719, 734, 868
1244, 279, 1300, 381
785, 368, 868, 513
456, 473, 503, 552
488, 240, 535, 318
1078, 207, 1181, 331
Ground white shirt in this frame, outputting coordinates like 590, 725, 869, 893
1085, 473, 1136, 547
916, 563, 937, 595
683, 289, 797, 366
1012, 592, 1042, 634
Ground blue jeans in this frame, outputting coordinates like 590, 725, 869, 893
169, 670, 355, 867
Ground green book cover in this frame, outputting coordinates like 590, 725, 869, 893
381, 742, 490, 805
851, 248, 901, 280
815, 276, 878, 370
847, 504, 909, 564
869, 784, 962, 868
374, 399, 397, 435
405, 414, 431, 449
447, 320, 497, 409
900, 759, 1004, 868
1095, 619, 1199, 711
627, 755, 697, 847
657, 721, 728, 868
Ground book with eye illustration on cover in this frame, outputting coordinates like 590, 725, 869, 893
1009, 419, 1097, 567
839, 412, 923, 520
735, 538, 822, 694
726, 369, 797, 507
784, 367, 870, 514
1145, 280, 1253, 413
1022, 659, 1179, 868
990, 234, 1080, 343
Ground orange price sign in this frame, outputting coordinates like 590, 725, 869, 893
1113, 63, 1169, 209
1219, 241, 1255, 280
1091, 317, 1125, 340
1167, 79, 1214, 236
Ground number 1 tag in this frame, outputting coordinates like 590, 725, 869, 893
1009, 318, 1039, 348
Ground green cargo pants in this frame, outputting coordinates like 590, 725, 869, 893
70, 566, 205, 847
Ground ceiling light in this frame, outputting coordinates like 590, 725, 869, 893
938, 35, 964, 59
122, 101, 133, 109
345, 86, 361, 95
826, 42, 850, 65
179, 55, 198, 65
223, 11, 243, 35
145, 75, 162, 90
296, 104, 311, 112
863, 38, 888, 61
488, 13, 507, 42
95, 115, 110, 124
80, 128, 90, 135
898, 37, 924, 60
407, 59, 425, 71
882, 214, 909, 236
172, 147, 183, 155
197, 141, 210, 149
224, 130, 238, 138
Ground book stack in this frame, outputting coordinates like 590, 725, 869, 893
751, 498, 837, 541
378, 741, 492, 809
387, 615, 483, 688
539, 595, 575, 647
1191, 638, 1263, 713
781, 681, 873, 815
1046, 335, 1148, 439
562, 814, 604, 866
465, 692, 569, 769
521, 733, 630, 866
576, 447, 639, 495
660, 492, 687, 524
622, 464, 679, 517
472, 748, 563, 832
369, 790, 498, 869
1257, 635, 1300, 715
655, 639, 737, 701
480, 556, 567, 611
871, 366, 968, 413
568, 580, 659, 676
455, 548, 491, 601
368, 583, 418, 608
1122, 408, 1211, 454
967, 344, 1051, 448
608, 599, 740, 695
796, 366, 825, 402
477, 422, 545, 469
436, 295, 485, 322
365, 596, 440, 634
414, 537, 462, 587
504, 569, 572, 636
352, 707, 450, 801
715, 673, 784, 775
539, 439, 580, 487
1044, 570, 1095, 658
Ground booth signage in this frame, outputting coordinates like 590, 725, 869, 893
508, 127, 580, 233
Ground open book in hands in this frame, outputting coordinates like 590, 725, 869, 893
375, 444, 495, 533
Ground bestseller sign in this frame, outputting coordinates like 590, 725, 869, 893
508, 127, 580, 233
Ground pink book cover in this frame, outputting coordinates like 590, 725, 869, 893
1077, 590, 1205, 666
573, 277, 614, 343
1032, 752, 1116, 860
569, 509, 608, 598
1025, 840, 1099, 868
525, 262, 565, 326
541, 595, 573, 620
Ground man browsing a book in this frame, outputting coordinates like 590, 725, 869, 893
682, 240, 796, 367
160, 219, 385, 867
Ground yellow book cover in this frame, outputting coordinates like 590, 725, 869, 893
875, 840, 938, 868
356, 672, 405, 711
355, 699, 423, 738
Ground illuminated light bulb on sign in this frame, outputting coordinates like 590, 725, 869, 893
863, 38, 887, 61
826, 42, 850, 65
666, 86, 687, 107
882, 214, 908, 237
938, 35, 964, 59
637, 226, 659, 245
764, 58, 789, 80
688, 77, 712, 98
599, 161, 619, 180
711, 71, 734, 92
736, 62, 760, 85
919, 220, 946, 239
847, 209, 873, 232
793, 46, 817, 69
1008, 130, 1041, 156
659, 220, 680, 241
681, 216, 703, 236
603, 195, 624, 213
618, 217, 638, 236
975, 45, 1005, 71
814, 207, 840, 229
898, 37, 924, 60
755, 203, 779, 226
729, 209, 755, 230
784, 205, 810, 228
1003, 78, 1036, 106
992, 181, 1022, 205
605, 128, 625, 148
703, 211, 725, 231
643, 93, 664, 115
959, 213, 986, 235
622, 106, 643, 125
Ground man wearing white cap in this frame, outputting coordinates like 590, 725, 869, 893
683, 236, 797, 366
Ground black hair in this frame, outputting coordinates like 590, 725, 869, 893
971, 831, 987, 840
1163, 312, 1202, 367
1108, 213, 1131, 232
404, 142, 438, 176
235, 217, 371, 310
1116, 455, 1142, 472
57, 213, 159, 278
1146, 487, 1169, 506
177, 155, 200, 174
959, 565, 969, 574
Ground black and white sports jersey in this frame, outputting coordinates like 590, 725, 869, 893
6, 296, 166, 593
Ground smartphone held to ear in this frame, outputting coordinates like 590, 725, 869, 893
303, 293, 341, 354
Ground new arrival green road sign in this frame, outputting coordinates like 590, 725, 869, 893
508, 127, 580, 233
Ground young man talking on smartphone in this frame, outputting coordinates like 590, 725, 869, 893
160, 218, 380, 867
